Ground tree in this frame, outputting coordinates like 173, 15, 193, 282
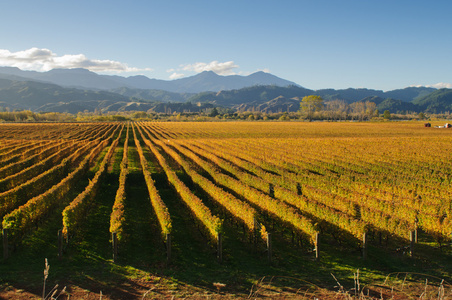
383, 110, 391, 119
324, 99, 348, 121
299, 95, 323, 121
209, 107, 219, 117
350, 101, 366, 121
365, 101, 377, 120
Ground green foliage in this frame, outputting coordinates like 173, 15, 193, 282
299, 95, 324, 121
412, 88, 452, 113
188, 85, 313, 106
209, 107, 219, 117
383, 110, 391, 119
376, 98, 418, 114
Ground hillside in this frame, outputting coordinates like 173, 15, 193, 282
0, 69, 446, 114
0, 79, 128, 111
188, 85, 314, 107
376, 98, 418, 113
411, 88, 452, 113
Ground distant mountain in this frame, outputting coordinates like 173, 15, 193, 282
359, 96, 386, 105
411, 89, 452, 113
316, 88, 385, 103
0, 68, 447, 115
0, 67, 122, 90
111, 87, 194, 102
384, 87, 436, 102
0, 79, 128, 111
188, 85, 314, 107
0, 67, 299, 93
236, 96, 301, 113
377, 98, 418, 113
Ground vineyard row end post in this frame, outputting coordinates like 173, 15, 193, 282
267, 232, 272, 263
315, 232, 320, 261
362, 232, 368, 260
112, 232, 118, 263
58, 229, 63, 259
2, 229, 8, 260
166, 233, 171, 264
217, 233, 222, 263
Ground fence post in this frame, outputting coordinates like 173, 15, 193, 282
315, 232, 320, 261
267, 232, 272, 263
269, 184, 274, 198
58, 229, 63, 259
296, 183, 302, 195
217, 233, 222, 263
2, 229, 8, 260
410, 230, 415, 257
414, 217, 419, 243
362, 232, 368, 260
112, 232, 118, 263
166, 233, 171, 263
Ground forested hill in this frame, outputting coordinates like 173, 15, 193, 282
0, 75, 449, 114
411, 89, 452, 113
187, 85, 314, 106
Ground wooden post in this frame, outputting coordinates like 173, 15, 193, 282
410, 230, 415, 257
58, 229, 63, 259
414, 217, 419, 243
2, 229, 8, 260
269, 184, 274, 198
217, 233, 222, 263
166, 233, 171, 263
112, 232, 118, 263
315, 232, 320, 261
267, 232, 272, 263
296, 183, 302, 195
362, 232, 368, 260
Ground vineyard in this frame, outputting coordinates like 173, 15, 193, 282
0, 121, 452, 299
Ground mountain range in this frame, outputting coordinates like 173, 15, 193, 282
0, 67, 450, 115
0, 67, 298, 93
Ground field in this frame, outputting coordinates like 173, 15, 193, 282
0, 121, 452, 299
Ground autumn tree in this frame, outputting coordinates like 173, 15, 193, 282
299, 95, 323, 121
324, 99, 348, 121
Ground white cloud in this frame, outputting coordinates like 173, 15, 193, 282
0, 47, 152, 73
169, 72, 185, 80
181, 60, 239, 75
427, 82, 452, 89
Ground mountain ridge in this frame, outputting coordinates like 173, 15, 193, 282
0, 67, 448, 114
0, 67, 299, 93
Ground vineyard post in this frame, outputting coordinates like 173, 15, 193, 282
362, 232, 368, 260
267, 232, 272, 263
296, 183, 302, 195
112, 232, 118, 263
217, 233, 222, 263
58, 229, 63, 259
166, 233, 171, 264
415, 217, 418, 243
315, 232, 320, 261
269, 183, 275, 198
410, 230, 415, 257
2, 229, 8, 260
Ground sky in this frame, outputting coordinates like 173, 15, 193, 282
0, 0, 451, 91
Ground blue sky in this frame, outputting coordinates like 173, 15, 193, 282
0, 0, 451, 91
